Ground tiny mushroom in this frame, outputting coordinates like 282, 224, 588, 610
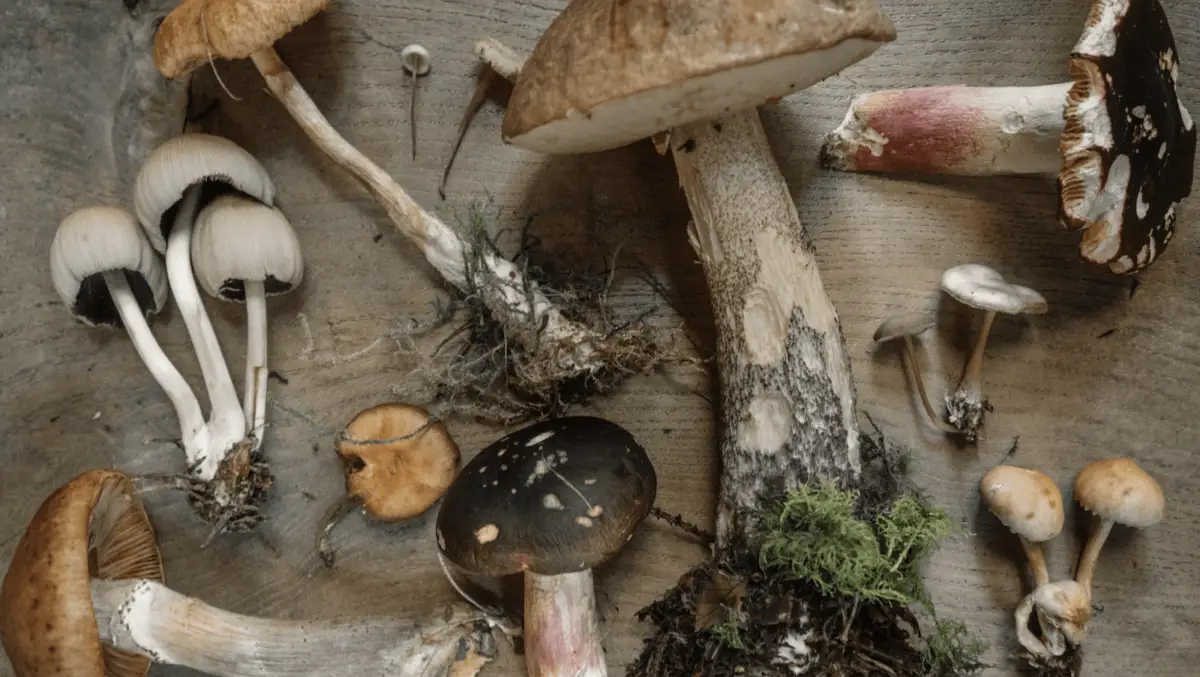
0, 469, 500, 677
192, 194, 304, 449
873, 312, 956, 433
319, 403, 462, 567
436, 416, 657, 677
49, 205, 207, 462
400, 44, 432, 160
820, 0, 1196, 274
1073, 457, 1165, 596
940, 264, 1047, 440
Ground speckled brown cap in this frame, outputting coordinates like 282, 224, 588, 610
154, 0, 333, 79
436, 416, 657, 577
336, 403, 462, 521
980, 465, 1064, 543
502, 0, 897, 154
0, 469, 164, 677
1074, 457, 1165, 528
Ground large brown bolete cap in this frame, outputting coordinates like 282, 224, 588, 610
0, 469, 164, 677
1074, 457, 1165, 528
1058, 0, 1196, 274
503, 0, 897, 154
980, 465, 1064, 543
335, 403, 461, 521
436, 416, 657, 577
153, 0, 333, 79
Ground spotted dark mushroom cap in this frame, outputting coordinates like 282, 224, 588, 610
1058, 0, 1196, 274
0, 469, 164, 677
436, 416, 657, 577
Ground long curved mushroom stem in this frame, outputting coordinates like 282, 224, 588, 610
946, 309, 996, 437
1014, 593, 1053, 659
102, 270, 208, 453
820, 83, 1072, 176
244, 46, 606, 374
243, 279, 268, 448
90, 578, 499, 677
164, 184, 246, 477
899, 335, 958, 434
1073, 517, 1115, 596
524, 570, 607, 677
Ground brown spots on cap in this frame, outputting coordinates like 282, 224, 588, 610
1025, 511, 1036, 520
475, 524, 500, 544
852, 86, 983, 173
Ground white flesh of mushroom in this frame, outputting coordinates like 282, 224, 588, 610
524, 570, 606, 677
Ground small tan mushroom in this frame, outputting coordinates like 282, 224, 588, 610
873, 312, 955, 433
980, 465, 1064, 587
1073, 457, 1165, 594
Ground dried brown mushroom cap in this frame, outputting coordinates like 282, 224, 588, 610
0, 469, 164, 677
980, 465, 1064, 587
1073, 457, 1165, 594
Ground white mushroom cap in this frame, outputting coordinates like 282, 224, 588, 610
133, 133, 275, 253
191, 194, 304, 301
980, 465, 1064, 543
941, 264, 1047, 315
1075, 457, 1165, 528
49, 206, 168, 328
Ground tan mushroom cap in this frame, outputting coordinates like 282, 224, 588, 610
503, 0, 897, 154
873, 311, 935, 343
1074, 457, 1165, 528
0, 469, 164, 677
154, 0, 332, 79
335, 403, 462, 521
980, 465, 1064, 542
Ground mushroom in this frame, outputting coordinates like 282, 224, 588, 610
191, 193, 304, 449
436, 416, 657, 677
150, 0, 616, 378
819, 0, 1196, 274
940, 264, 1047, 440
1073, 457, 1165, 597
0, 469, 500, 677
1014, 580, 1092, 658
873, 312, 956, 433
318, 403, 462, 567
496, 0, 897, 545
49, 205, 207, 462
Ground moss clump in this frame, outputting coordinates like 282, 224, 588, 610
921, 619, 988, 677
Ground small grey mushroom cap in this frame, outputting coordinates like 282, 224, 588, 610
133, 133, 275, 253
192, 194, 304, 301
941, 264, 1048, 315
49, 206, 168, 328
436, 416, 657, 577
873, 312, 935, 343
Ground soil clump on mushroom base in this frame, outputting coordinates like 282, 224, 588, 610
629, 427, 988, 677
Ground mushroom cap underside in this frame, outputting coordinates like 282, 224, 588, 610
192, 194, 305, 301
1074, 457, 1165, 527
941, 263, 1048, 315
980, 465, 1064, 542
133, 133, 276, 254
154, 0, 333, 79
1059, 0, 1196, 275
873, 311, 935, 343
336, 403, 462, 522
50, 206, 168, 328
0, 469, 164, 677
503, 0, 897, 155
436, 416, 657, 577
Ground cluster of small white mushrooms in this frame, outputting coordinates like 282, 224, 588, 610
874, 263, 1046, 440
50, 132, 303, 536
981, 458, 1164, 659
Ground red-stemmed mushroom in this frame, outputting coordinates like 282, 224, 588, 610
436, 416, 657, 677
820, 0, 1196, 274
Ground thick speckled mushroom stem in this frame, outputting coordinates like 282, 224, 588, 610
671, 110, 861, 547
90, 578, 497, 677
820, 83, 1072, 176
524, 571, 606, 677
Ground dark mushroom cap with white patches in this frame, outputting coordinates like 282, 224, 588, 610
1059, 0, 1196, 274
436, 416, 657, 576
941, 264, 1047, 315
872, 311, 935, 343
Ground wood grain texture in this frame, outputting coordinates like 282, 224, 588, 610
1, 0, 1197, 676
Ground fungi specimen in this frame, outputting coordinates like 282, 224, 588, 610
436, 416, 657, 677
820, 0, 1196, 274
0, 469, 500, 677
873, 312, 956, 433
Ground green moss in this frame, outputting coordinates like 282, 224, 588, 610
921, 619, 987, 677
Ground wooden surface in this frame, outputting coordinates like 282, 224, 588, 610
1, 0, 1198, 675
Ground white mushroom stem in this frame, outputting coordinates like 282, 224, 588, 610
1073, 516, 1115, 595
1019, 536, 1050, 587
90, 578, 497, 677
1014, 592, 1059, 659
165, 185, 246, 478
523, 570, 607, 677
102, 270, 207, 454
820, 83, 1072, 176
947, 309, 996, 430
243, 279, 268, 448
245, 46, 604, 372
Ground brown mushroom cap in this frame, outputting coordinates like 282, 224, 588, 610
153, 0, 332, 79
1074, 457, 1165, 528
0, 469, 164, 677
979, 465, 1065, 542
873, 311, 935, 343
335, 403, 462, 521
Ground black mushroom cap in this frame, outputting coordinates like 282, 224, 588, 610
436, 416, 657, 577
1059, 0, 1196, 274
